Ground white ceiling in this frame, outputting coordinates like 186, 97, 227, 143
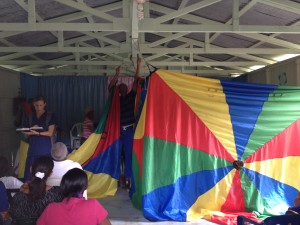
0, 0, 300, 77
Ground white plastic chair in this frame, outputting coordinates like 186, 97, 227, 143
70, 122, 82, 149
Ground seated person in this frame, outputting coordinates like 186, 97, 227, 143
285, 191, 300, 215
0, 156, 24, 204
0, 156, 23, 189
294, 192, 300, 207
47, 142, 82, 186
37, 168, 111, 225
81, 108, 95, 143
10, 156, 63, 225
0, 181, 9, 223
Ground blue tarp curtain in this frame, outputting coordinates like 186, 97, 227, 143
20, 73, 108, 133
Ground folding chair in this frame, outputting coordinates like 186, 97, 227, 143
69, 122, 82, 149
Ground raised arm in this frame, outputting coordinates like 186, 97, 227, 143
132, 54, 142, 92
108, 66, 121, 91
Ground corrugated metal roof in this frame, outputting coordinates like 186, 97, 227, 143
0, 0, 299, 77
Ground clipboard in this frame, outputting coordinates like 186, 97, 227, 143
16, 127, 43, 132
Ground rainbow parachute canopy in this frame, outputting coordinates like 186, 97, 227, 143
131, 69, 300, 224
68, 89, 121, 198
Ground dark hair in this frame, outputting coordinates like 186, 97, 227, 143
60, 168, 87, 199
84, 108, 94, 120
28, 156, 54, 201
0, 156, 9, 178
86, 110, 94, 120
34, 95, 46, 103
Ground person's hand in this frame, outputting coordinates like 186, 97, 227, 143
20, 182, 29, 193
30, 125, 40, 135
30, 130, 39, 135
115, 66, 121, 76
108, 66, 121, 91
137, 54, 141, 66
22, 130, 35, 136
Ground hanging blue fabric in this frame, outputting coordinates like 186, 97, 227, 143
20, 74, 108, 133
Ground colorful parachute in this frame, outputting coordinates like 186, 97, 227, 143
131, 69, 300, 224
68, 89, 121, 198
16, 137, 29, 179
16, 69, 300, 224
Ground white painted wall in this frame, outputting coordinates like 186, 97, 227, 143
0, 66, 20, 170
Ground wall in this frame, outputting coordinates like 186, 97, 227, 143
246, 56, 300, 86
247, 69, 268, 84
0, 66, 20, 172
268, 59, 298, 85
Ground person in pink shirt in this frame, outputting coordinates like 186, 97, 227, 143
81, 108, 95, 143
37, 168, 111, 225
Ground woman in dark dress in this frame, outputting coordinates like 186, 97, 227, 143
23, 95, 57, 181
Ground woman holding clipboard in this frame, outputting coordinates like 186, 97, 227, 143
21, 96, 57, 182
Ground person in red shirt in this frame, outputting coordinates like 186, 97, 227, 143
37, 168, 111, 225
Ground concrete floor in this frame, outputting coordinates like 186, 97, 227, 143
99, 188, 219, 225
